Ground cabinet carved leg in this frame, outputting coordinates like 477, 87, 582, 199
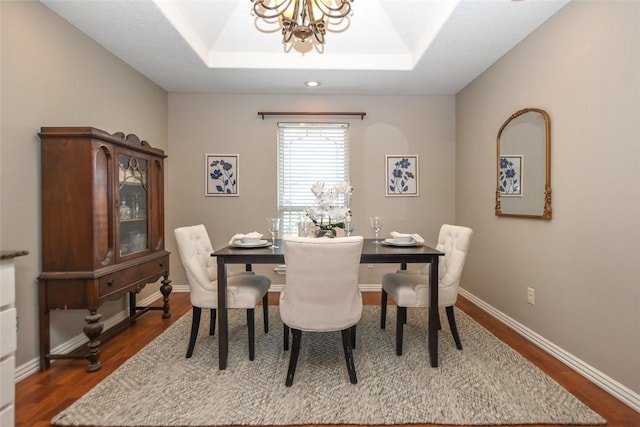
160, 275, 172, 318
84, 311, 103, 372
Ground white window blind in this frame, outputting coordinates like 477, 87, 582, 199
278, 122, 349, 235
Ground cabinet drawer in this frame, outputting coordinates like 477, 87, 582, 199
0, 356, 15, 408
99, 256, 168, 298
0, 404, 14, 427
0, 308, 16, 358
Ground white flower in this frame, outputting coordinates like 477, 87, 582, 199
306, 206, 322, 222
334, 181, 352, 197
311, 181, 326, 198
329, 206, 349, 222
306, 181, 353, 229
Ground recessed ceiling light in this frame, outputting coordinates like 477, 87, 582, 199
305, 81, 320, 88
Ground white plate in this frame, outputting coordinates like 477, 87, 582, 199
382, 238, 421, 247
231, 240, 271, 248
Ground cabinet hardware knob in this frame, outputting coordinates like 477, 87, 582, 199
107, 279, 114, 286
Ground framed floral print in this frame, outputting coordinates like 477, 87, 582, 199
499, 155, 523, 196
205, 154, 239, 196
386, 155, 419, 197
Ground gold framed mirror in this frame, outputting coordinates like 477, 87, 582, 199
495, 108, 551, 219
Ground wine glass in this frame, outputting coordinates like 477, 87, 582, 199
370, 215, 383, 244
299, 219, 313, 237
344, 216, 354, 236
266, 217, 281, 248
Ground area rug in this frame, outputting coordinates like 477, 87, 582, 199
52, 305, 605, 426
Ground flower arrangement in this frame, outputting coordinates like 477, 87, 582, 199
306, 181, 352, 231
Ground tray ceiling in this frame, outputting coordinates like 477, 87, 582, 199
41, 0, 570, 95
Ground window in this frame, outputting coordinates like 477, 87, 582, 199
278, 122, 349, 235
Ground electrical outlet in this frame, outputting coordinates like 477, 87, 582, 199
367, 264, 374, 269
527, 287, 535, 305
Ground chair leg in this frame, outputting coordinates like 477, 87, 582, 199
396, 306, 406, 356
350, 325, 356, 349
445, 305, 463, 350
247, 308, 255, 361
380, 289, 388, 329
209, 309, 216, 335
262, 293, 269, 333
186, 307, 201, 358
283, 324, 290, 351
285, 329, 302, 386
341, 329, 358, 384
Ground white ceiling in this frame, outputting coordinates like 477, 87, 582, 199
41, 0, 569, 95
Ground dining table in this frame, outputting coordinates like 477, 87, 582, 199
213, 238, 444, 370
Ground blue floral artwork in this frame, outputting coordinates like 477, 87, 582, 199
205, 154, 239, 196
499, 155, 522, 196
386, 155, 419, 196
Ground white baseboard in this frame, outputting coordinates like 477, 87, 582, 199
458, 288, 640, 413
17, 285, 640, 414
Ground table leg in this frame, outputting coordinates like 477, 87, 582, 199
429, 256, 439, 367
217, 257, 228, 370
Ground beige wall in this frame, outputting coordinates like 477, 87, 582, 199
456, 1, 640, 395
0, 2, 168, 367
167, 94, 456, 286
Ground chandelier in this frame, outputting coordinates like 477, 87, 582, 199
251, 0, 354, 45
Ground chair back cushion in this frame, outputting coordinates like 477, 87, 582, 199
280, 236, 364, 332
436, 224, 473, 290
174, 224, 217, 307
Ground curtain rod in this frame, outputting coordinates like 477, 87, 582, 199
257, 112, 366, 120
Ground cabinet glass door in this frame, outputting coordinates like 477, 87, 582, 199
118, 153, 148, 257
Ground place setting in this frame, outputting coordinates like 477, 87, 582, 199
227, 230, 272, 248
369, 215, 424, 247
382, 231, 425, 247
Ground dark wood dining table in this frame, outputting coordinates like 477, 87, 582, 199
213, 238, 444, 370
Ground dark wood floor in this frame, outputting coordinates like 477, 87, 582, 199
16, 292, 639, 427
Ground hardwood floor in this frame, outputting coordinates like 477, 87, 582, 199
16, 292, 639, 427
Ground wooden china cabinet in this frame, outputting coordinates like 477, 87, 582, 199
38, 127, 171, 372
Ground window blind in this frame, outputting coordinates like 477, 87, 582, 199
278, 122, 349, 235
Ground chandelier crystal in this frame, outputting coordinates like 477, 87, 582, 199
251, 0, 354, 44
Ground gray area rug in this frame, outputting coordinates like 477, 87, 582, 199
52, 305, 605, 426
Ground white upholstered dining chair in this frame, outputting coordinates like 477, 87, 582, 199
174, 224, 271, 361
280, 236, 364, 386
380, 224, 473, 355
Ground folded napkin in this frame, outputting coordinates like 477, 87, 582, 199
390, 231, 425, 244
228, 231, 263, 245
